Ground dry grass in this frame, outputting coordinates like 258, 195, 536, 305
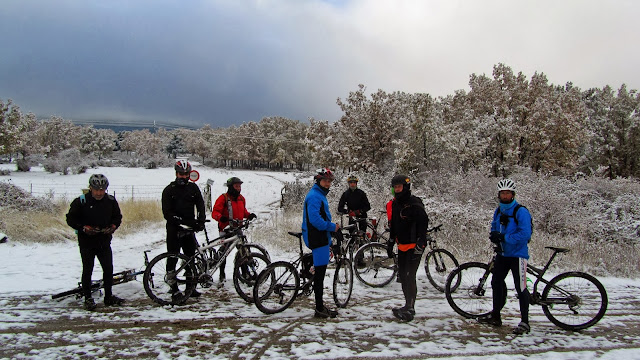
117, 199, 164, 236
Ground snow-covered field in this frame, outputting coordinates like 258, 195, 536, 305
1, 165, 639, 359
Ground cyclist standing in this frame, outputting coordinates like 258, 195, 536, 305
337, 175, 371, 231
66, 174, 123, 311
161, 160, 206, 299
211, 176, 256, 282
479, 178, 532, 335
386, 174, 428, 321
302, 168, 340, 318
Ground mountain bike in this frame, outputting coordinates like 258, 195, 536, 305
252, 227, 353, 314
445, 245, 608, 331
52, 251, 151, 300
143, 219, 270, 305
352, 224, 457, 291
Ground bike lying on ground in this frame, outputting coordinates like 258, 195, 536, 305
52, 251, 151, 300
445, 245, 608, 331
143, 219, 270, 306
352, 224, 458, 291
252, 225, 354, 314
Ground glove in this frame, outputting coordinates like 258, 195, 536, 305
248, 213, 257, 220
193, 220, 205, 232
171, 215, 183, 225
489, 231, 505, 244
386, 240, 395, 258
103, 224, 117, 235
83, 225, 98, 235
219, 216, 229, 223
414, 242, 426, 256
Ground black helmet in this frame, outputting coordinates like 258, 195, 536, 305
314, 168, 335, 182
174, 160, 192, 173
347, 175, 359, 183
89, 174, 109, 190
391, 174, 410, 187
226, 177, 243, 187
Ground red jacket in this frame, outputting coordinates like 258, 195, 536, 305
211, 193, 251, 231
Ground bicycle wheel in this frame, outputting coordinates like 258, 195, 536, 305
425, 249, 459, 292
333, 258, 353, 308
541, 271, 608, 331
353, 242, 397, 287
244, 244, 270, 261
377, 229, 390, 244
445, 262, 493, 318
143, 252, 197, 306
253, 261, 300, 314
233, 252, 271, 303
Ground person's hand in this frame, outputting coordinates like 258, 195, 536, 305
386, 240, 395, 258
248, 213, 257, 220
83, 225, 98, 235
171, 215, 183, 225
354, 210, 361, 216
335, 223, 340, 232
489, 231, 504, 244
194, 220, 205, 232
219, 216, 229, 223
412, 241, 426, 260
103, 224, 117, 235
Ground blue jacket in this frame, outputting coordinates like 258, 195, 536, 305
302, 184, 335, 250
491, 200, 531, 259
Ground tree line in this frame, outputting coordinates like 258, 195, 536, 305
1, 63, 639, 178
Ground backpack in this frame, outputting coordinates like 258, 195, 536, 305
495, 204, 533, 240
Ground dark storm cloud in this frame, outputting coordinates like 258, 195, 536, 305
1, 0, 639, 127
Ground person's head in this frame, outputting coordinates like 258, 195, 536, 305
390, 174, 410, 198
314, 168, 335, 190
226, 177, 243, 197
174, 160, 192, 185
497, 178, 516, 204
347, 175, 358, 190
89, 174, 109, 200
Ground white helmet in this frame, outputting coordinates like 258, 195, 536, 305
497, 178, 516, 192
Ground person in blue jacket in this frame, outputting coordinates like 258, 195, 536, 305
302, 168, 340, 318
479, 178, 533, 335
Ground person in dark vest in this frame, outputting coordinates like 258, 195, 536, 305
211, 176, 256, 282
161, 160, 206, 300
386, 174, 428, 321
66, 174, 123, 311
337, 175, 371, 231
302, 168, 340, 318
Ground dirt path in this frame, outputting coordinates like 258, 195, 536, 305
3, 279, 640, 359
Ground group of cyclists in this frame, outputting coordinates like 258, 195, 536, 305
66, 163, 533, 335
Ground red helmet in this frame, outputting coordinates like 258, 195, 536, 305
314, 168, 335, 181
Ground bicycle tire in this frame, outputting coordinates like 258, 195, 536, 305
425, 249, 459, 292
541, 271, 608, 331
333, 258, 353, 308
353, 242, 397, 287
233, 252, 271, 303
143, 252, 197, 306
253, 261, 300, 314
243, 244, 270, 262
445, 262, 494, 319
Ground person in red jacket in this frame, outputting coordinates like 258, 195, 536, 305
211, 177, 256, 282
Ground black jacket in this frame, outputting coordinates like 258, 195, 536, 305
389, 191, 428, 246
66, 193, 122, 248
162, 180, 206, 227
337, 188, 371, 216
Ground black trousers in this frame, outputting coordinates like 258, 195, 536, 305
491, 254, 530, 323
80, 245, 113, 299
397, 248, 421, 309
166, 228, 197, 272
313, 264, 328, 310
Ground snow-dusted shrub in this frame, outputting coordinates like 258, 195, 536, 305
0, 169, 9, 176
16, 158, 30, 172
0, 182, 56, 212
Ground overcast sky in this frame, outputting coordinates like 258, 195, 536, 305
1, 0, 638, 128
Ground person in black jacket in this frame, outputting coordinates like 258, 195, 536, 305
66, 174, 123, 311
337, 175, 371, 231
161, 160, 206, 300
386, 174, 428, 321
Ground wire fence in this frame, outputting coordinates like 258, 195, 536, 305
14, 183, 168, 201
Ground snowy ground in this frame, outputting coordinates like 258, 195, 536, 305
1, 165, 639, 359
